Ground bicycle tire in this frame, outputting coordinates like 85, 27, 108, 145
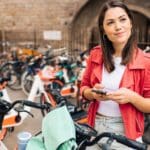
21, 71, 35, 96
0, 63, 22, 90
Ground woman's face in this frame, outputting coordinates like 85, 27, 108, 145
103, 7, 132, 46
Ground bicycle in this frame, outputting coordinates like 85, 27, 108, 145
21, 52, 56, 96
25, 100, 148, 150
0, 74, 56, 141
40, 88, 88, 124
0, 97, 50, 149
26, 101, 97, 150
78, 132, 148, 150
21, 55, 44, 95
58, 56, 90, 110
38, 53, 89, 110
0, 56, 26, 90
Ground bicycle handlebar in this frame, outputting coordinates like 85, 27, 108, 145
0, 99, 51, 130
75, 122, 97, 138
21, 100, 50, 110
0, 77, 10, 84
78, 132, 147, 150
0, 99, 50, 114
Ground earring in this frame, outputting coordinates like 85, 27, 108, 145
103, 34, 107, 40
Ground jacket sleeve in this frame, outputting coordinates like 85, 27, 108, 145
80, 54, 93, 96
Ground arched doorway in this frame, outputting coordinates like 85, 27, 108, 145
70, 1, 150, 55
69, 0, 105, 55
132, 11, 150, 49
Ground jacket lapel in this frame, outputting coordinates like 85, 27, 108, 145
120, 49, 145, 88
91, 49, 103, 83
128, 48, 145, 69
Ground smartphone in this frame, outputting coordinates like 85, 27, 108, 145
92, 89, 107, 95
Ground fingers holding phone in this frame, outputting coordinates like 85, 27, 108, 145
92, 84, 112, 101
91, 88, 108, 101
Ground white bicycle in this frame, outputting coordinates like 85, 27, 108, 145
0, 74, 55, 149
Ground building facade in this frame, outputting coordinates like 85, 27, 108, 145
0, 0, 149, 55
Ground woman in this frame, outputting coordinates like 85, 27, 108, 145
80, 0, 150, 149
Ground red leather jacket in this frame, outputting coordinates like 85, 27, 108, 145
80, 46, 150, 140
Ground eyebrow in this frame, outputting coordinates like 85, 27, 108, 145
106, 14, 127, 22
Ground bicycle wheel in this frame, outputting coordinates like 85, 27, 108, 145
21, 71, 34, 96
0, 63, 22, 90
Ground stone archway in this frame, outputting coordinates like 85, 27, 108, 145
69, 0, 105, 55
132, 11, 150, 49
69, 0, 150, 55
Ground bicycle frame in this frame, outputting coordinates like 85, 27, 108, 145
39, 64, 88, 111
0, 58, 87, 129
2, 63, 86, 127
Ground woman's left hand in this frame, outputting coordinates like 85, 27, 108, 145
107, 88, 138, 104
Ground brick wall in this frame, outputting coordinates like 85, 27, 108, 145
0, 0, 87, 49
0, 0, 149, 53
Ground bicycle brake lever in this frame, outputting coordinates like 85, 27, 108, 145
97, 138, 113, 150
15, 107, 34, 118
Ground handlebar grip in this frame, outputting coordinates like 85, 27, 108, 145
116, 135, 147, 150
51, 90, 67, 104
128, 139, 147, 150
78, 132, 147, 150
23, 101, 48, 109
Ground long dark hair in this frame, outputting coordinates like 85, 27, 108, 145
98, 0, 137, 72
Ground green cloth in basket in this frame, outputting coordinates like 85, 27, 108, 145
26, 105, 77, 150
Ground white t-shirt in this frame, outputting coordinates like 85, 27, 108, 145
97, 57, 126, 117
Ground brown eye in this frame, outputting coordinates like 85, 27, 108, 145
120, 18, 127, 22
107, 21, 114, 26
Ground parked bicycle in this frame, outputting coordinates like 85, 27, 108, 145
40, 88, 88, 124
0, 98, 50, 149
38, 52, 89, 109
21, 51, 56, 96
26, 102, 97, 150
0, 54, 26, 90
0, 74, 56, 141
25, 101, 148, 150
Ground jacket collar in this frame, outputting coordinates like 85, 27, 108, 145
91, 46, 103, 65
128, 48, 145, 69
90, 47, 103, 82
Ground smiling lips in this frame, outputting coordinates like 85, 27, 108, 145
115, 32, 125, 37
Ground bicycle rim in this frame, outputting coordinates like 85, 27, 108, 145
21, 72, 34, 95
1, 64, 22, 90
